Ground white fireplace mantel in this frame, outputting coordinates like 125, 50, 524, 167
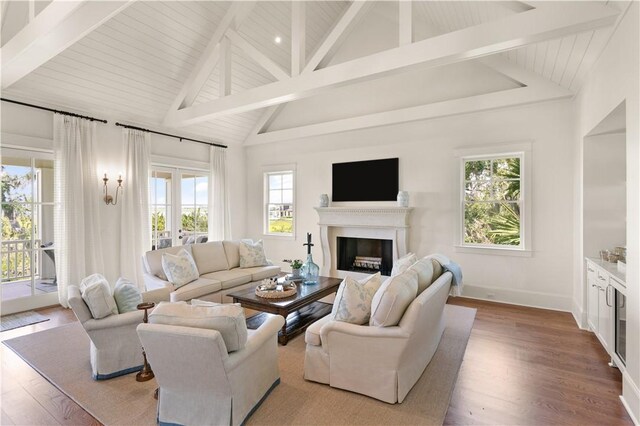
314, 207, 413, 277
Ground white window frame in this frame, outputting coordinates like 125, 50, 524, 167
263, 164, 296, 239
454, 142, 532, 257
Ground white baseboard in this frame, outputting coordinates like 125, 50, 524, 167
461, 284, 572, 312
622, 372, 640, 425
571, 298, 589, 330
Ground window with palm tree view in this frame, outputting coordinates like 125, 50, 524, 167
265, 171, 294, 236
463, 155, 522, 248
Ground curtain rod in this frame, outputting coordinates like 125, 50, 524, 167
1, 98, 108, 123
115, 122, 227, 149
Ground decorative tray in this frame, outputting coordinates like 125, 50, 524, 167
255, 282, 297, 299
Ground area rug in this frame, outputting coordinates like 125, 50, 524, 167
3, 304, 476, 425
1, 311, 50, 332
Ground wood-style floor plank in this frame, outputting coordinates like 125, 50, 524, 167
444, 297, 633, 425
0, 298, 633, 425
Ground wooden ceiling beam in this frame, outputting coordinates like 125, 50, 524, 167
226, 29, 289, 81
399, 0, 412, 46
167, 2, 617, 127
1, 0, 132, 89
291, 1, 306, 76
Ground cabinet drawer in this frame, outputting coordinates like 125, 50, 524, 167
586, 261, 597, 280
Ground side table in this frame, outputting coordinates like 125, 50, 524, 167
136, 302, 155, 382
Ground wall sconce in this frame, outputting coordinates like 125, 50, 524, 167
103, 172, 123, 205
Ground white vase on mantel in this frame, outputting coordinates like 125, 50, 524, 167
397, 191, 409, 207
319, 194, 329, 207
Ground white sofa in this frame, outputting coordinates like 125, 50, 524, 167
142, 240, 280, 303
67, 285, 171, 380
303, 270, 453, 404
137, 314, 285, 426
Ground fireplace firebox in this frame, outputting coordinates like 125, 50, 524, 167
337, 237, 393, 276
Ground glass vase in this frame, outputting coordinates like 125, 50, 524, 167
301, 253, 319, 285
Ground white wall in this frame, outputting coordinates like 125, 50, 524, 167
1, 101, 246, 287
246, 99, 576, 312
573, 2, 639, 421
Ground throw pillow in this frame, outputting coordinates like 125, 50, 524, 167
161, 249, 199, 288
408, 258, 434, 294
113, 278, 143, 313
331, 272, 382, 325
79, 273, 109, 293
81, 281, 118, 319
149, 301, 248, 352
239, 239, 268, 268
390, 252, 418, 276
370, 269, 419, 327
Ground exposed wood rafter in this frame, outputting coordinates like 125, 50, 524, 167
219, 38, 232, 97
399, 1, 412, 45
226, 29, 289, 81
1, 0, 133, 89
167, 2, 617, 128
291, 1, 306, 77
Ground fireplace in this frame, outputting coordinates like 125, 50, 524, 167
337, 237, 393, 276
315, 207, 413, 279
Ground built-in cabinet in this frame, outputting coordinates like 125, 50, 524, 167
586, 258, 626, 367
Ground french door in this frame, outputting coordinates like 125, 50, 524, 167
1, 147, 58, 313
149, 166, 209, 250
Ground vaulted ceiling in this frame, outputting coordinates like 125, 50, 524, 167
0, 1, 627, 146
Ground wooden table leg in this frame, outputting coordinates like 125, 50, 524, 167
278, 310, 289, 345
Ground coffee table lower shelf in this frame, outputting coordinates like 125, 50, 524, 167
246, 301, 332, 345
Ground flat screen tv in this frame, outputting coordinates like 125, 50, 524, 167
332, 158, 399, 202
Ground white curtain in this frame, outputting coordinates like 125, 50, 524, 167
120, 129, 151, 289
53, 114, 104, 307
208, 146, 231, 241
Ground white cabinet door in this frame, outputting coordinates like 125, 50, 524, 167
596, 271, 613, 351
587, 262, 599, 331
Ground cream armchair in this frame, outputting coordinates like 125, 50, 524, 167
67, 285, 170, 380
137, 314, 285, 426
304, 272, 452, 404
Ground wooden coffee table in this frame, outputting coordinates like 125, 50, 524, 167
229, 276, 342, 345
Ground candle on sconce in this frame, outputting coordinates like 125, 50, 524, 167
307, 233, 311, 244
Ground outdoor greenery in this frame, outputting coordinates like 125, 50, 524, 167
464, 157, 521, 246
2, 166, 34, 281
151, 209, 208, 234
269, 217, 293, 234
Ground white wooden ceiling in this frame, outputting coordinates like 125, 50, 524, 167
0, 1, 625, 145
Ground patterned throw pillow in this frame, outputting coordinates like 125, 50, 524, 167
113, 278, 143, 313
161, 249, 199, 288
239, 239, 268, 268
331, 273, 382, 325
390, 252, 418, 276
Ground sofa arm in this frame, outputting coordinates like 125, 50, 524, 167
144, 273, 173, 291
224, 315, 284, 372
320, 320, 409, 342
319, 320, 410, 361
142, 287, 171, 304
83, 310, 144, 332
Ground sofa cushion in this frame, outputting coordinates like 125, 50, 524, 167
145, 245, 193, 281
391, 252, 418, 276
113, 278, 143, 313
222, 240, 241, 269
370, 269, 419, 327
149, 301, 247, 352
305, 314, 332, 346
169, 278, 222, 302
190, 241, 229, 274
239, 239, 268, 268
408, 258, 434, 294
81, 281, 118, 319
241, 265, 281, 281
162, 249, 199, 288
331, 273, 382, 325
431, 259, 443, 283
201, 270, 252, 290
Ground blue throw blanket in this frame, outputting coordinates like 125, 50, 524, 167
442, 260, 463, 288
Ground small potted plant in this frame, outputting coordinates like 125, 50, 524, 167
290, 259, 303, 278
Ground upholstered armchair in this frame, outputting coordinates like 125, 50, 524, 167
137, 314, 285, 426
67, 285, 170, 380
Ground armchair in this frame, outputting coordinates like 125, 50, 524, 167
137, 314, 284, 426
67, 285, 170, 380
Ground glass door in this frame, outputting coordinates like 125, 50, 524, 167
149, 167, 208, 250
1, 148, 57, 308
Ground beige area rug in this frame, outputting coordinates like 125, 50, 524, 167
3, 304, 475, 426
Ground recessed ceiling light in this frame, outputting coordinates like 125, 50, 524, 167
274, 36, 282, 44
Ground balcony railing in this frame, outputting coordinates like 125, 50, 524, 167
1, 239, 42, 283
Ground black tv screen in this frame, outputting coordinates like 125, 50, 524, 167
332, 158, 399, 202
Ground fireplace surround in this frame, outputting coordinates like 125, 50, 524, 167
314, 207, 413, 278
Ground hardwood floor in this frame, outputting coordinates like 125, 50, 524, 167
0, 298, 632, 425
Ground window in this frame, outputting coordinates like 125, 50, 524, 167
461, 153, 525, 249
264, 170, 294, 236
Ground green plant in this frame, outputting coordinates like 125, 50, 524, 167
290, 259, 303, 269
